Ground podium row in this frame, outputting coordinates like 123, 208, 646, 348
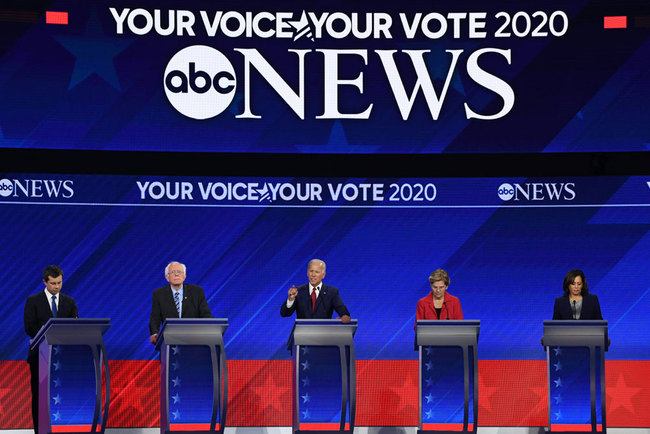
32, 319, 609, 434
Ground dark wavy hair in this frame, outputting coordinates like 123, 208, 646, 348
562, 269, 589, 297
42, 265, 63, 282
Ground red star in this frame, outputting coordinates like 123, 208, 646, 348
607, 373, 642, 414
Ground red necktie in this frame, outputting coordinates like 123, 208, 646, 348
311, 288, 317, 311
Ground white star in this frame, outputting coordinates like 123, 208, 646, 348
172, 346, 180, 355
53, 360, 61, 371
302, 376, 310, 387
554, 377, 563, 388
53, 346, 61, 355
553, 347, 562, 356
302, 393, 311, 403
53, 394, 61, 405
53, 378, 61, 388
424, 346, 433, 356
172, 376, 181, 387
554, 394, 563, 404
302, 408, 310, 419
172, 393, 181, 404
301, 346, 310, 355
424, 409, 433, 420
172, 361, 180, 371
172, 409, 181, 420
425, 393, 434, 403
554, 361, 562, 372
425, 361, 433, 371
554, 410, 562, 420
53, 411, 62, 421
301, 360, 310, 371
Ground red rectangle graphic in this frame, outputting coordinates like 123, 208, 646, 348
603, 16, 627, 29
46, 11, 68, 25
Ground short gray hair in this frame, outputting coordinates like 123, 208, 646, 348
308, 259, 326, 271
165, 261, 186, 276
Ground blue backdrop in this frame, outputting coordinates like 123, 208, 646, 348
2, 174, 649, 361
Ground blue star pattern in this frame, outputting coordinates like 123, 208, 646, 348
420, 346, 468, 426
548, 346, 599, 427
167, 344, 216, 426
48, 345, 97, 426
297, 345, 347, 427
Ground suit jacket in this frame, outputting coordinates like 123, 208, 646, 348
553, 293, 603, 320
24, 291, 79, 361
149, 284, 213, 335
414, 291, 463, 329
280, 284, 350, 319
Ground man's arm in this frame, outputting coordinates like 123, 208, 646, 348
24, 296, 41, 339
331, 288, 351, 322
196, 286, 213, 318
149, 290, 163, 342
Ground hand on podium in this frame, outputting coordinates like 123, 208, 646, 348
339, 315, 351, 324
150, 334, 158, 345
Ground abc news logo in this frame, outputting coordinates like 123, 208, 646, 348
164, 45, 236, 120
497, 182, 576, 201
0, 178, 74, 198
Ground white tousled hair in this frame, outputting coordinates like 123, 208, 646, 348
165, 261, 186, 276
308, 259, 326, 271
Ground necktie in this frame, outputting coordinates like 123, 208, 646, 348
174, 291, 181, 318
51, 295, 58, 317
311, 288, 317, 311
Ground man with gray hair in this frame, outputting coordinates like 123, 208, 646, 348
281, 259, 350, 323
149, 261, 213, 344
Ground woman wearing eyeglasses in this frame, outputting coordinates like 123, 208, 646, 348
552, 269, 603, 320
415, 269, 463, 326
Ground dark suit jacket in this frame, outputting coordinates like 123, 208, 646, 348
553, 293, 603, 320
280, 284, 350, 319
24, 291, 79, 361
149, 284, 213, 335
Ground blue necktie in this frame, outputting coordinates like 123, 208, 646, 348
174, 291, 181, 318
51, 295, 58, 317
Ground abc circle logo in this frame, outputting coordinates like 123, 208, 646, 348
164, 45, 236, 120
497, 183, 514, 201
0, 179, 13, 197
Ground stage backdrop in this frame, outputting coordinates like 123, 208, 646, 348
1, 173, 649, 362
0, 0, 649, 153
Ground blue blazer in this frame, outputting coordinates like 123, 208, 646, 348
280, 284, 350, 319
552, 293, 603, 320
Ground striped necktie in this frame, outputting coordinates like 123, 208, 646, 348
174, 291, 181, 318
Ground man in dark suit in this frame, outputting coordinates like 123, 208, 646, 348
149, 261, 213, 344
281, 259, 351, 322
24, 265, 79, 434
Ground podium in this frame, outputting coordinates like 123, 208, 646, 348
415, 320, 480, 434
543, 320, 608, 433
155, 319, 228, 434
287, 319, 358, 434
29, 318, 111, 434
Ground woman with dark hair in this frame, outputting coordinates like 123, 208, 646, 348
552, 269, 603, 320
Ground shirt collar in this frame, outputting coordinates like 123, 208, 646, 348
44, 289, 57, 299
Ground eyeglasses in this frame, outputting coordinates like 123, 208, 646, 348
167, 270, 184, 275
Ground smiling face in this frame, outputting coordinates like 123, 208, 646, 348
307, 261, 326, 287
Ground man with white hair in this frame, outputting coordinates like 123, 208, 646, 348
281, 259, 350, 323
149, 261, 213, 344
